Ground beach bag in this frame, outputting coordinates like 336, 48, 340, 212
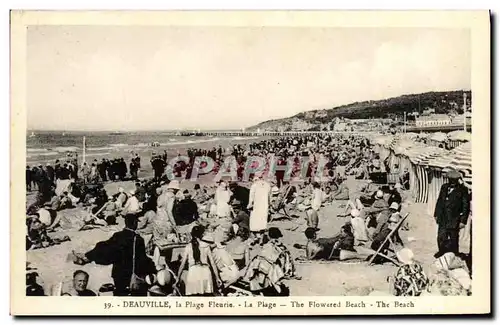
129, 235, 146, 293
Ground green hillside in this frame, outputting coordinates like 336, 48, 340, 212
249, 90, 471, 130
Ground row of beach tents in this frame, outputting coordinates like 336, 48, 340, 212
369, 130, 471, 216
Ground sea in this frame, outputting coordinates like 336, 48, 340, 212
26, 130, 263, 165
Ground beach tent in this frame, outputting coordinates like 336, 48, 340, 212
447, 130, 471, 149
378, 132, 471, 218
427, 132, 448, 147
443, 142, 472, 188
425, 142, 472, 216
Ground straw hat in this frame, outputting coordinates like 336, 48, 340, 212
271, 186, 280, 195
389, 202, 399, 210
167, 180, 180, 190
396, 248, 414, 265
375, 190, 384, 198
447, 170, 461, 180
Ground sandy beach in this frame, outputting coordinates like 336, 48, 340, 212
26, 174, 470, 296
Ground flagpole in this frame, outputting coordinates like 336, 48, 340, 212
83, 136, 86, 165
463, 93, 467, 131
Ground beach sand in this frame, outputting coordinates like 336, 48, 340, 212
26, 176, 471, 296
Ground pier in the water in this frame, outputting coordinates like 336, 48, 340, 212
177, 130, 370, 137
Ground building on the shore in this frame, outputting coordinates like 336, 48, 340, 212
333, 122, 347, 132
415, 114, 452, 127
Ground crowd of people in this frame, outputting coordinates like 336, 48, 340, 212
25, 133, 473, 297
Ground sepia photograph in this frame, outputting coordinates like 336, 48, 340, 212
10, 10, 490, 315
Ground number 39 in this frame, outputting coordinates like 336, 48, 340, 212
104, 303, 112, 309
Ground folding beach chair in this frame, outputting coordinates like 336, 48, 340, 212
270, 185, 294, 221
368, 213, 410, 266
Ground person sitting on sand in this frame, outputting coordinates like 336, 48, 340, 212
115, 187, 127, 208
331, 177, 350, 201
348, 209, 370, 246
243, 227, 295, 296
231, 200, 250, 234
59, 191, 74, 210
296, 225, 355, 261
61, 270, 97, 296
49, 193, 62, 211
355, 188, 384, 210
101, 195, 119, 225
211, 241, 240, 288
370, 202, 404, 253
322, 185, 334, 206
225, 227, 251, 273
386, 182, 403, 210
192, 184, 209, 205
37, 204, 56, 227
369, 201, 398, 237
121, 190, 141, 216
26, 215, 54, 250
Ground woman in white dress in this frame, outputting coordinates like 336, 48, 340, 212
247, 176, 272, 239
215, 181, 231, 218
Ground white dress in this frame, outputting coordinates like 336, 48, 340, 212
184, 242, 214, 296
215, 187, 231, 218
248, 180, 271, 232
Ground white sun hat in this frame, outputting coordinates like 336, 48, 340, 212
167, 180, 180, 190
396, 248, 415, 265
350, 209, 361, 218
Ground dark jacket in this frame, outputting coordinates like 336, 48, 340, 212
230, 186, 250, 210
387, 189, 402, 207
434, 183, 470, 229
174, 198, 199, 226
85, 228, 155, 285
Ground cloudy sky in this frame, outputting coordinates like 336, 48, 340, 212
27, 26, 470, 131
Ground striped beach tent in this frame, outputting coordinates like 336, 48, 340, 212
443, 142, 472, 188
425, 142, 472, 215
427, 132, 448, 147
447, 130, 471, 149
409, 147, 446, 204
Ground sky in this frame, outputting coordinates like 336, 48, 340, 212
27, 26, 470, 131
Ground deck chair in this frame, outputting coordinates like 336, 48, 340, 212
270, 185, 294, 221
368, 213, 410, 266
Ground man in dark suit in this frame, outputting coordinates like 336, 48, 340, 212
76, 214, 156, 296
433, 170, 470, 258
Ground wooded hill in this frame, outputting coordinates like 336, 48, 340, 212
249, 90, 471, 131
